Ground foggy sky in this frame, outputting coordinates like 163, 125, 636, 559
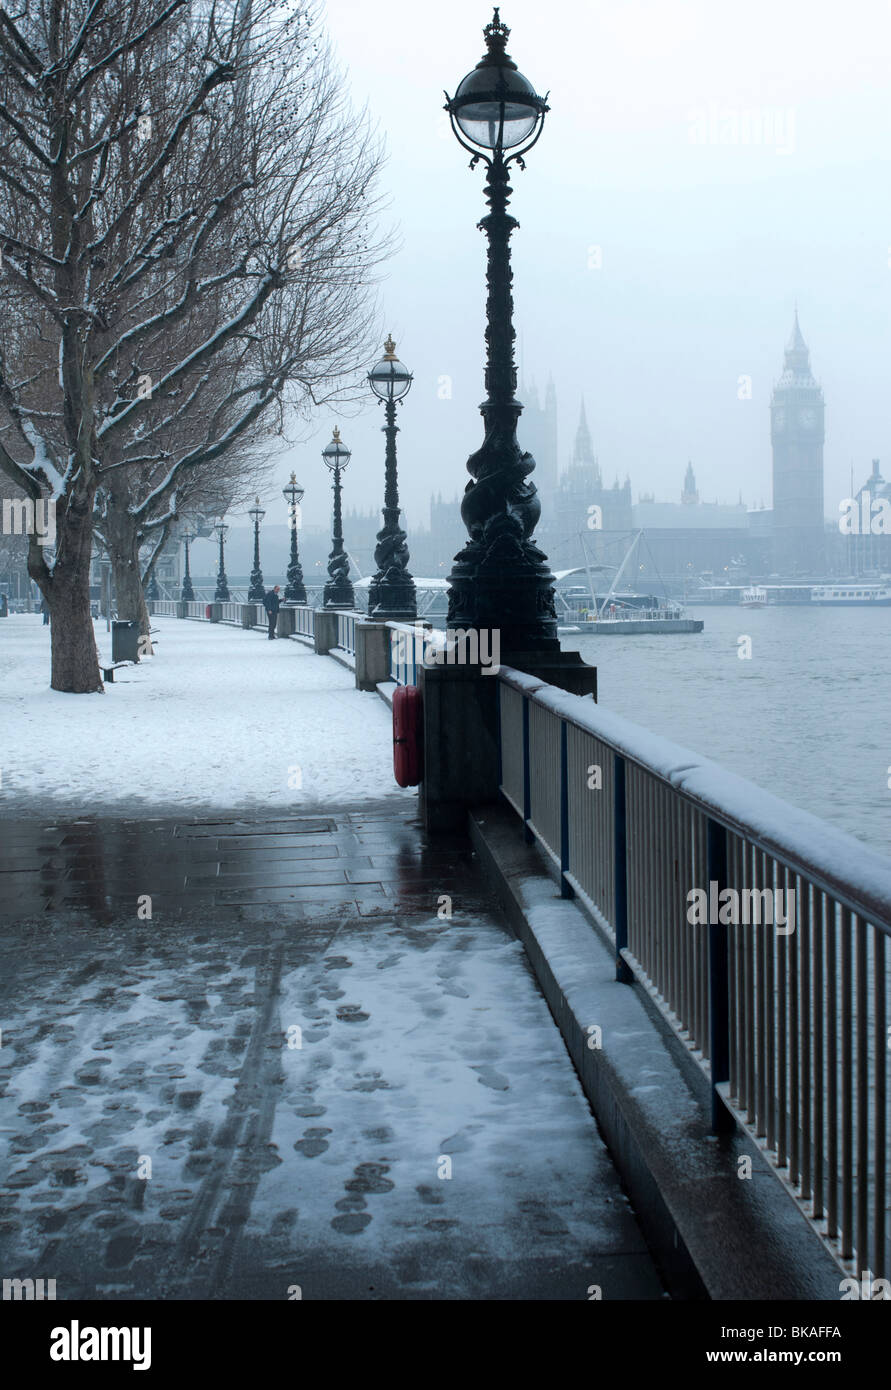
253, 0, 891, 541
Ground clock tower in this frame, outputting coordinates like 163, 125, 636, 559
770, 310, 825, 575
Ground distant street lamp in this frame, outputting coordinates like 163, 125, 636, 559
213, 518, 230, 601
181, 526, 196, 602
322, 428, 355, 610
247, 496, 266, 602
366, 336, 416, 621
282, 472, 307, 604
444, 8, 558, 654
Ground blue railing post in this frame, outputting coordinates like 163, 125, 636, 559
559, 721, 572, 898
614, 753, 632, 983
522, 695, 533, 844
707, 815, 733, 1133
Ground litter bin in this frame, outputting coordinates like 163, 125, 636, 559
111, 619, 140, 663
205, 603, 213, 620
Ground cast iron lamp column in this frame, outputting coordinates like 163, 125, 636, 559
444, 8, 558, 653
367, 336, 416, 620
247, 496, 266, 601
181, 528, 196, 602
322, 428, 355, 609
213, 518, 230, 602
282, 473, 307, 603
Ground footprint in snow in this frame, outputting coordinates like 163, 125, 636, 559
471, 1064, 510, 1091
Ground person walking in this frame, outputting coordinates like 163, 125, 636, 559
263, 584, 281, 640
41, 597, 50, 626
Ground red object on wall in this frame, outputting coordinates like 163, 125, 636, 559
205, 604, 213, 619
393, 685, 423, 787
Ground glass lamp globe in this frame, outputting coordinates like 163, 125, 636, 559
368, 336, 413, 402
322, 427, 351, 472
283, 472, 305, 507
449, 8, 547, 151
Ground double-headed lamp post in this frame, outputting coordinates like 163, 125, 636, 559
366, 336, 416, 621
322, 428, 355, 610
181, 526, 196, 602
247, 496, 266, 602
444, 8, 558, 654
213, 518, 230, 602
283, 472, 307, 604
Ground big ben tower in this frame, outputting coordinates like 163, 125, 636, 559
770, 310, 825, 576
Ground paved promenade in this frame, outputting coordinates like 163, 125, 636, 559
0, 805, 665, 1300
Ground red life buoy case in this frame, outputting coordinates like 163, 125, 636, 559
393, 685, 423, 787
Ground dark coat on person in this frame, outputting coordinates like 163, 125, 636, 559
263, 589, 281, 615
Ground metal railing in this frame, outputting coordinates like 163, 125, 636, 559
183, 600, 207, 620
149, 599, 178, 617
387, 621, 447, 686
291, 605, 315, 638
388, 622, 421, 686
335, 611, 358, 655
497, 665, 891, 1280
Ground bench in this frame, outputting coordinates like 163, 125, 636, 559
101, 663, 130, 683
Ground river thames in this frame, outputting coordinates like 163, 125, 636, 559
562, 604, 891, 856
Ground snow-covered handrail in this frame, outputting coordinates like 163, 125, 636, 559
498, 666, 891, 932
497, 663, 891, 1282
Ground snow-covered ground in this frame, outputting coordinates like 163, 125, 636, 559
0, 614, 411, 813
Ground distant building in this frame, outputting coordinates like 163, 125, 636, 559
519, 376, 559, 505
845, 458, 891, 576
770, 311, 825, 576
542, 399, 632, 569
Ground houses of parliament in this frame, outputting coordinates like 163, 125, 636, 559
342, 313, 889, 589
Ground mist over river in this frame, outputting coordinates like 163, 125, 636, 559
560, 604, 891, 857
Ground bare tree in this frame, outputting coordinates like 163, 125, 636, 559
0, 0, 389, 690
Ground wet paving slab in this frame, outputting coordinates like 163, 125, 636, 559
0, 805, 665, 1299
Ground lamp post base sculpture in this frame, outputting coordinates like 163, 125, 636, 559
323, 460, 355, 610
367, 395, 417, 622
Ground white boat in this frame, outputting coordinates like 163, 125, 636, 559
810, 584, 891, 607
740, 586, 768, 608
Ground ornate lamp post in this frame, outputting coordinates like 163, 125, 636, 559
322, 427, 355, 610
283, 472, 307, 604
146, 571, 160, 600
366, 336, 416, 620
213, 518, 230, 602
247, 496, 266, 601
181, 525, 196, 602
444, 8, 558, 654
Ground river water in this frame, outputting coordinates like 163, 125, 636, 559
560, 604, 891, 858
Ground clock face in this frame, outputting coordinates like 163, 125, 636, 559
799, 408, 817, 429
774, 409, 785, 432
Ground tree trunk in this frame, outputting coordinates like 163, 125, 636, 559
107, 500, 153, 653
111, 549, 152, 647
33, 487, 103, 694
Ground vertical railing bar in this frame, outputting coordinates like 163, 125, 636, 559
707, 817, 731, 1132
874, 927, 887, 1280
777, 862, 788, 1169
672, 794, 681, 1027
699, 812, 708, 1054
855, 913, 868, 1274
559, 720, 572, 899
841, 905, 853, 1259
614, 754, 631, 984
521, 695, 533, 845
765, 853, 776, 1152
813, 890, 825, 1220
800, 879, 812, 1201
826, 897, 838, 1239
745, 841, 756, 1125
